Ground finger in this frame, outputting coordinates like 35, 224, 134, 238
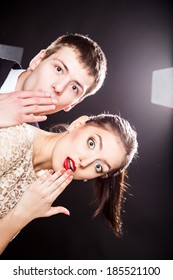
22, 104, 56, 114
0, 93, 7, 100
23, 114, 48, 123
41, 168, 67, 189
16, 90, 54, 99
36, 169, 61, 183
47, 169, 72, 193
50, 174, 73, 202
48, 169, 54, 175
21, 97, 58, 106
47, 206, 70, 217
37, 170, 52, 183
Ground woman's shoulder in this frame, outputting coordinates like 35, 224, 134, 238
0, 122, 49, 143
0, 124, 34, 176
0, 123, 34, 144
0, 123, 30, 132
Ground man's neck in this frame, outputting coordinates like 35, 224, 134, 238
15, 69, 31, 91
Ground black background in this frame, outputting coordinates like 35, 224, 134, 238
0, 0, 172, 259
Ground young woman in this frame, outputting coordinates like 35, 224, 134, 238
0, 113, 138, 254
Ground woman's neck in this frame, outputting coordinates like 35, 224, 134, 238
32, 127, 62, 172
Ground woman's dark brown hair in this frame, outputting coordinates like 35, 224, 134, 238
85, 114, 138, 237
48, 113, 138, 237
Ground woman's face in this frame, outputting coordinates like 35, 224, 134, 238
52, 123, 126, 180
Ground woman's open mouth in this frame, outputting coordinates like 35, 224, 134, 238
63, 157, 76, 172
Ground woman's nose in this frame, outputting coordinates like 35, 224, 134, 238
79, 155, 96, 168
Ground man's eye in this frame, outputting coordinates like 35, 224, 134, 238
71, 84, 78, 93
95, 162, 103, 173
88, 138, 95, 149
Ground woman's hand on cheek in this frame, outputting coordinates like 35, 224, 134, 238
13, 168, 73, 224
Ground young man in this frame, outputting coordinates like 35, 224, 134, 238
0, 33, 107, 127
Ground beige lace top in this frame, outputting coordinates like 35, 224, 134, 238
0, 123, 37, 219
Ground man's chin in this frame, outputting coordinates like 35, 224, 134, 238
45, 107, 62, 115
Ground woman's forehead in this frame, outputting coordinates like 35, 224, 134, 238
82, 124, 115, 136
80, 124, 123, 151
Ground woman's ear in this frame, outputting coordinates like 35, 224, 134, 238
28, 50, 46, 70
68, 115, 89, 131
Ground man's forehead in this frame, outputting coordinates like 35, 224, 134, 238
50, 46, 78, 59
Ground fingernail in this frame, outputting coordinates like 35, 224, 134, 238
60, 168, 66, 173
42, 116, 47, 120
50, 105, 56, 109
68, 175, 73, 180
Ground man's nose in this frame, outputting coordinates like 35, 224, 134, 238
51, 79, 68, 94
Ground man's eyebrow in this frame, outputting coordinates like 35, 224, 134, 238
54, 58, 68, 71
95, 134, 111, 170
53, 58, 83, 89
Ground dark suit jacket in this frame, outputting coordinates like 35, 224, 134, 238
0, 57, 21, 86
0, 57, 39, 127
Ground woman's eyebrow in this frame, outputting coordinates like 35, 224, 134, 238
95, 133, 103, 149
95, 134, 111, 170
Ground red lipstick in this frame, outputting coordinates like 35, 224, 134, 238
63, 157, 76, 172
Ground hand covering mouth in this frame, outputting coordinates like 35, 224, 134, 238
63, 157, 76, 172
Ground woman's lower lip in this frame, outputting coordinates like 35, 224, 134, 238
63, 157, 76, 172
63, 159, 68, 170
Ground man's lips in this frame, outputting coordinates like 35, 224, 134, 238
63, 157, 76, 172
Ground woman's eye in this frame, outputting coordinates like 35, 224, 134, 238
88, 138, 95, 149
56, 66, 62, 72
95, 162, 103, 173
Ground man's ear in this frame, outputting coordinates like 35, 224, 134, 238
63, 96, 85, 112
28, 50, 46, 70
68, 115, 89, 131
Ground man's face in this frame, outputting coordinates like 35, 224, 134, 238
22, 47, 95, 113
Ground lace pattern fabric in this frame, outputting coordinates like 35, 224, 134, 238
0, 123, 37, 218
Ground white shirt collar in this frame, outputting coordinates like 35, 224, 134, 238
0, 69, 25, 93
